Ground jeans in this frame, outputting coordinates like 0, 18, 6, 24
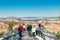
18, 30, 22, 37
36, 30, 40, 36
32, 32, 35, 37
36, 30, 43, 36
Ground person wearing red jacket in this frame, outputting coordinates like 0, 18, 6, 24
18, 24, 23, 38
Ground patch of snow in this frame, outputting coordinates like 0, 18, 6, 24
0, 38, 4, 40
36, 36, 43, 40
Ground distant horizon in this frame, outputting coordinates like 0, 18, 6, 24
0, 16, 59, 18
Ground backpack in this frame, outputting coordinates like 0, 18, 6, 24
27, 25, 32, 31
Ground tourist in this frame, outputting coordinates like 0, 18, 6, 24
18, 24, 23, 38
27, 24, 32, 36
32, 25, 36, 37
22, 24, 26, 31
38, 24, 45, 38
38, 24, 43, 37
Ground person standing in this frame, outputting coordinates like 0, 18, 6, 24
36, 24, 43, 36
22, 24, 26, 31
18, 24, 23, 38
32, 25, 36, 37
38, 24, 45, 38
27, 24, 32, 36
38, 24, 43, 37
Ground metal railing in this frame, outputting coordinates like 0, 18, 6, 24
40, 30, 59, 40
2, 29, 19, 40
2, 29, 59, 40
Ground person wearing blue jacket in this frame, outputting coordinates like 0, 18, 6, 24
27, 24, 32, 36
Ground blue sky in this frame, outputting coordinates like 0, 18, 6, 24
0, 0, 60, 17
